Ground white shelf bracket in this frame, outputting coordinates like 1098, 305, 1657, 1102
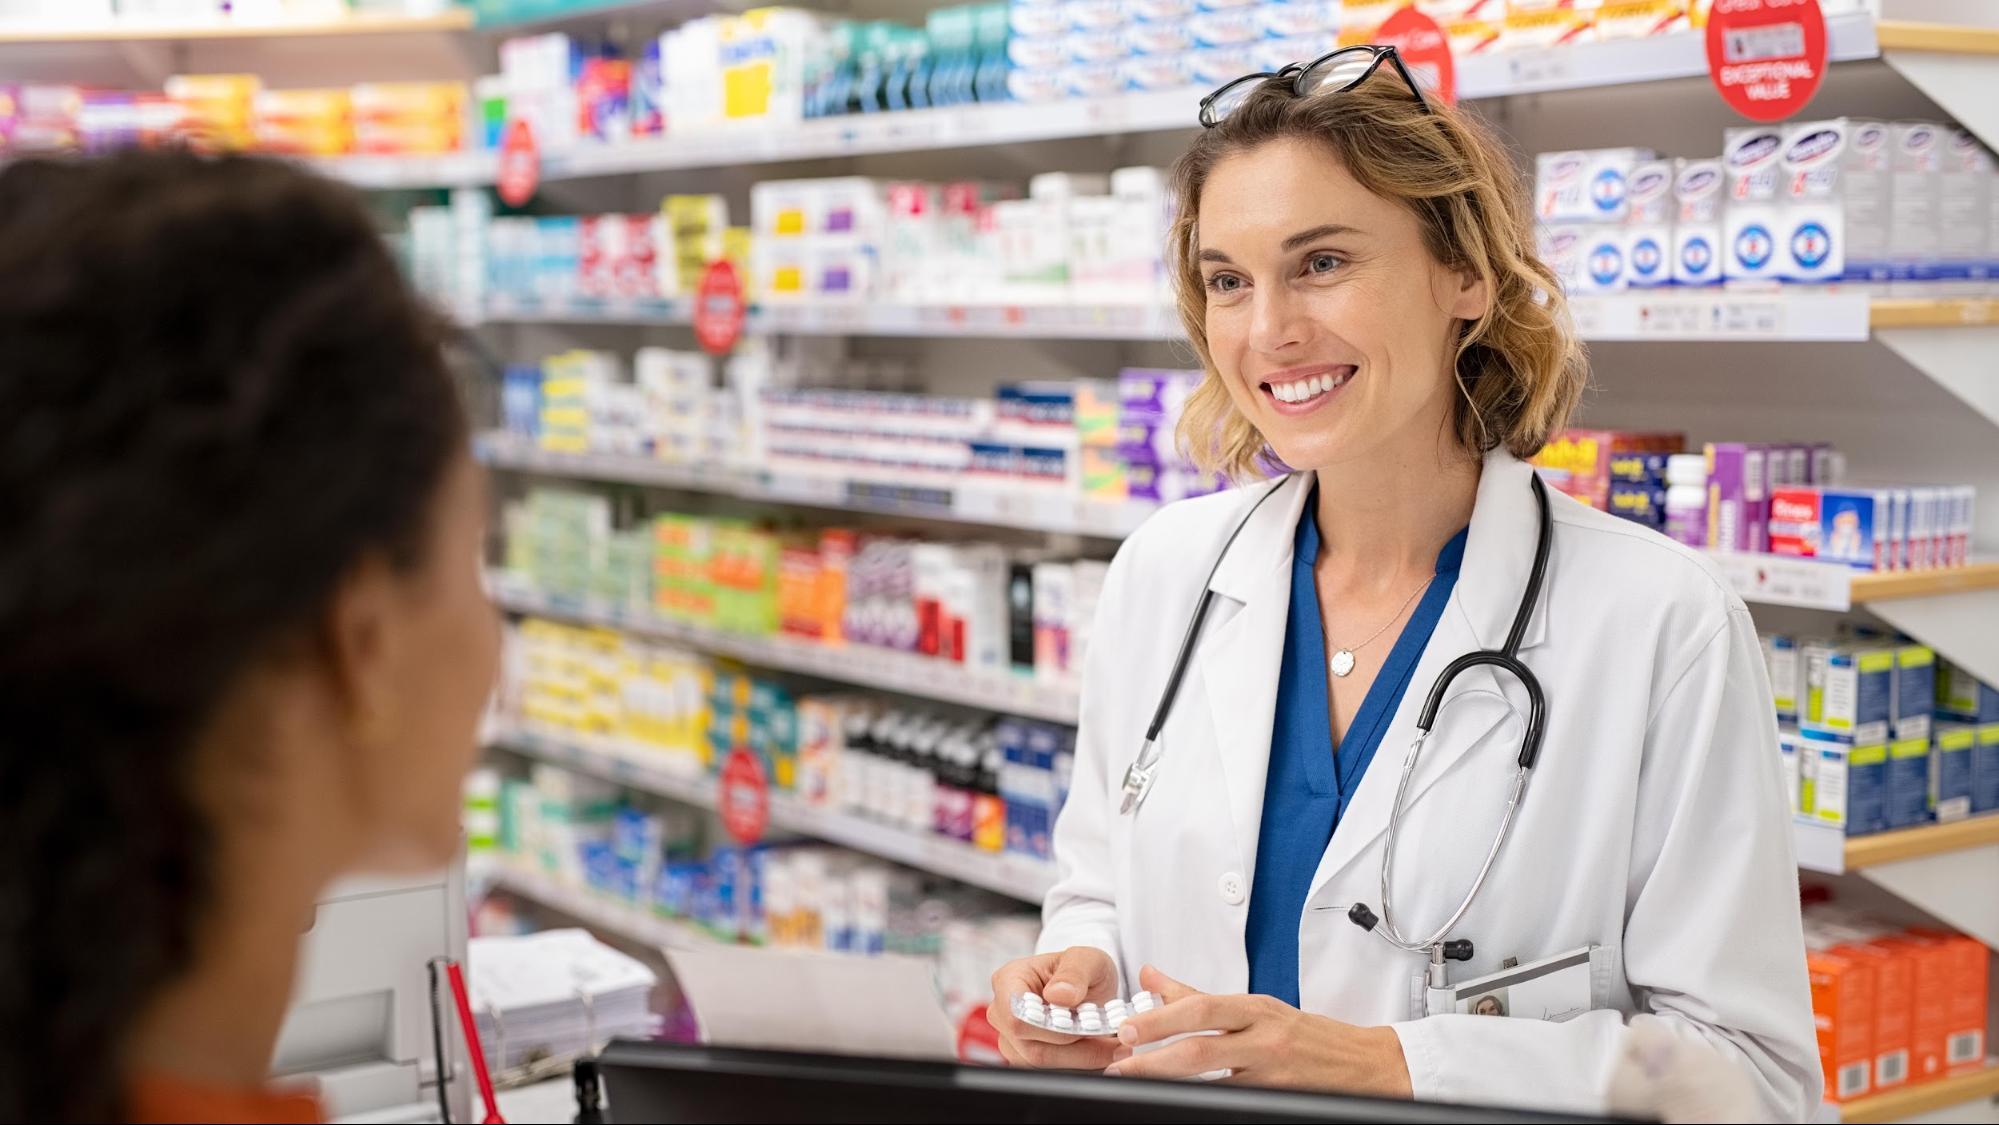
1882, 48, 1999, 153
1857, 844, 1999, 948
1876, 325, 1999, 432
1867, 589, 1999, 686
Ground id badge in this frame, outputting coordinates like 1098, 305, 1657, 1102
1421, 945, 1610, 1021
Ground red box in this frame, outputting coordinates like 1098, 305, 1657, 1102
1769, 487, 1824, 559
1877, 934, 1954, 1083
1912, 929, 1990, 1072
1530, 428, 1683, 510
1808, 948, 1876, 1102
1846, 941, 1914, 1092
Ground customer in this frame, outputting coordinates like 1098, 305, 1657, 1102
0, 152, 498, 1123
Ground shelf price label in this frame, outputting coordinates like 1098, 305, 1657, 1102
1705, 0, 1826, 122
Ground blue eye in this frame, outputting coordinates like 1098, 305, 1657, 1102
1307, 253, 1342, 275
1206, 273, 1244, 294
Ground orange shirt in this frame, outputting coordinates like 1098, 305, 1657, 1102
128, 1073, 321, 1124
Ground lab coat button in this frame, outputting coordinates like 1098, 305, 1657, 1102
1218, 872, 1246, 905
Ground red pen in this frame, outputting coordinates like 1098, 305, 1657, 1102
446, 959, 506, 1125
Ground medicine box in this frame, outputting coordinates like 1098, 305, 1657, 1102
1819, 487, 1891, 570
1533, 429, 1682, 512
1769, 486, 1822, 558
1877, 934, 1952, 1083
1779, 118, 1890, 285
1890, 122, 1945, 292
1806, 646, 1892, 744
1766, 635, 1800, 725
1704, 442, 1767, 554
1885, 735, 1932, 829
1723, 127, 1785, 284
1936, 657, 1999, 723
1807, 947, 1875, 1102
1673, 158, 1725, 286
1892, 643, 1933, 741
1914, 929, 1988, 1072
1624, 160, 1673, 289
1536, 148, 1654, 224
1977, 722, 1999, 814
1842, 941, 1913, 1093
1803, 729, 1886, 834
1780, 727, 1806, 815
1930, 724, 1975, 822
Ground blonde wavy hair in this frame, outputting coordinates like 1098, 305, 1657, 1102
1170, 69, 1587, 478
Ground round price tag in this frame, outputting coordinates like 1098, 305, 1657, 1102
1705, 0, 1826, 122
693, 259, 748, 356
719, 747, 769, 844
497, 118, 540, 208
1377, 6, 1457, 106
956, 1006, 1005, 1066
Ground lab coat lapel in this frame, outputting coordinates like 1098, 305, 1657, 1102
1307, 448, 1551, 894
1197, 474, 1314, 876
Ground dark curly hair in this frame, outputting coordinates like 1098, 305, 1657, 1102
0, 151, 468, 1122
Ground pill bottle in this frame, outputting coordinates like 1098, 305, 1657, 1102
1665, 453, 1708, 549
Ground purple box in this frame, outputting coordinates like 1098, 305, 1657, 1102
0, 85, 16, 152
1117, 367, 1202, 420
1123, 453, 1225, 503
1704, 442, 1768, 554
1116, 418, 1177, 462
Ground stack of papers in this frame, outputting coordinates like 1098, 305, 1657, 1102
467, 928, 659, 1073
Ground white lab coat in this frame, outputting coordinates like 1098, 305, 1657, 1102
1039, 447, 1822, 1121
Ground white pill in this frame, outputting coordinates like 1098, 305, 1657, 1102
1132, 991, 1159, 1012
1108, 1009, 1127, 1031
1022, 992, 1043, 1006
1050, 1009, 1075, 1031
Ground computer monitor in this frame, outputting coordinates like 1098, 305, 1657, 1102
595, 1039, 1644, 1124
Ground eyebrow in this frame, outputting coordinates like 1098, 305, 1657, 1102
1197, 223, 1364, 264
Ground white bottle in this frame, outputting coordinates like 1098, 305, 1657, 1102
1664, 454, 1708, 549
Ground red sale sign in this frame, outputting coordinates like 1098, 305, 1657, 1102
693, 259, 748, 356
719, 747, 769, 844
497, 118, 539, 207
1377, 6, 1457, 106
1705, 0, 1827, 122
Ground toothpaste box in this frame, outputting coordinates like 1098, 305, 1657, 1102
1939, 129, 1992, 292
1978, 722, 1999, 814
1537, 224, 1584, 294
1673, 158, 1725, 286
1724, 127, 1786, 284
1812, 443, 1844, 485
1596, 0, 1691, 38
1780, 118, 1891, 286
1886, 735, 1933, 828
1930, 723, 1975, 822
1704, 442, 1768, 554
1808, 645, 1892, 745
1819, 487, 1891, 571
1187, 6, 1262, 45
1255, 0, 1336, 39
1890, 122, 1944, 292
1894, 643, 1935, 741
1537, 148, 1654, 224
1447, 17, 1504, 55
1767, 634, 1801, 725
1501, 3, 1596, 51
1625, 160, 1674, 289
1575, 225, 1629, 293
1804, 729, 1886, 835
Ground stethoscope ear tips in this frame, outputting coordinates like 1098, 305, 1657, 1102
1347, 903, 1379, 932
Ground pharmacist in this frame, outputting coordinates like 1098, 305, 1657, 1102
987, 53, 1819, 1122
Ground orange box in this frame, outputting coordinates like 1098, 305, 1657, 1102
1877, 934, 1954, 1084
1912, 929, 1989, 1071
1845, 941, 1914, 1092
1807, 948, 1876, 1102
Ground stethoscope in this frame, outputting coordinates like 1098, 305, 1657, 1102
1117, 470, 1553, 988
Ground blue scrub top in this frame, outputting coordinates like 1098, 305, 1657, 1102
1244, 495, 1468, 1007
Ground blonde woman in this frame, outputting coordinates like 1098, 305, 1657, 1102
987, 50, 1818, 1121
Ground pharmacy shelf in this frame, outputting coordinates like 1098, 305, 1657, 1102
474, 432, 1152, 539
492, 722, 1058, 904
1793, 816, 1999, 875
1836, 1061, 1999, 1124
310, 150, 497, 191
478, 294, 1999, 345
485, 858, 726, 949
322, 12, 1877, 188
0, 8, 474, 43
1707, 554, 1999, 613
488, 578, 1084, 725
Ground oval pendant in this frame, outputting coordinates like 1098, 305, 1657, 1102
1330, 649, 1356, 678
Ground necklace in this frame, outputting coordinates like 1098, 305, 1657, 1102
1327, 576, 1433, 678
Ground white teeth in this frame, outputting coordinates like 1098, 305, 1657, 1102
1317, 374, 1333, 395
1277, 382, 1297, 403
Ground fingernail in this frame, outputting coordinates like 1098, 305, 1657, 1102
1104, 1065, 1122, 1078
1118, 1026, 1137, 1045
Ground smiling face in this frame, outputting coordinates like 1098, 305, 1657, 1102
1194, 136, 1489, 473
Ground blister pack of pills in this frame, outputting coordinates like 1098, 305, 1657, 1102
1010, 991, 1163, 1037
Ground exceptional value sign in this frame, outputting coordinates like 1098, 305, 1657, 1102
1377, 6, 1458, 106
1705, 0, 1827, 122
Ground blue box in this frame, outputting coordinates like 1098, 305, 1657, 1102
1806, 646, 1893, 745
1885, 736, 1933, 828
1609, 451, 1670, 486
1893, 643, 1935, 741
1975, 722, 1999, 813
1937, 659, 1999, 723
1931, 724, 1976, 821
1804, 730, 1886, 834
1818, 487, 1891, 570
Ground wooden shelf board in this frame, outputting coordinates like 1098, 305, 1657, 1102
1876, 19, 1999, 56
1850, 561, 1999, 604
1839, 1062, 1999, 1124
1844, 815, 1999, 869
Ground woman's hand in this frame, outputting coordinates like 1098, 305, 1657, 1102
1106, 965, 1414, 1097
986, 946, 1122, 1071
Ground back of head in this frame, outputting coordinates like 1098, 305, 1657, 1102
0, 152, 466, 1122
1167, 69, 1587, 477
